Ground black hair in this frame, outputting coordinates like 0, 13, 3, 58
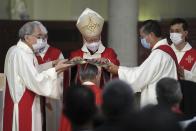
170, 18, 188, 31
141, 20, 162, 37
63, 84, 96, 126
79, 63, 98, 81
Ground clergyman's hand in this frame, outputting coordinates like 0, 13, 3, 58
93, 58, 109, 64
55, 59, 73, 74
105, 62, 119, 75
52, 59, 60, 67
70, 57, 83, 62
178, 66, 185, 79
87, 58, 109, 67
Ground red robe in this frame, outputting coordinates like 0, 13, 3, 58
58, 83, 102, 131
171, 44, 196, 81
3, 82, 36, 131
36, 46, 62, 64
179, 48, 196, 71
64, 47, 120, 88
86, 84, 102, 105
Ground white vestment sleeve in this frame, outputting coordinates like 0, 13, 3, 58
36, 62, 53, 73
59, 53, 64, 60
118, 50, 175, 92
16, 52, 59, 99
36, 52, 64, 100
36, 52, 65, 73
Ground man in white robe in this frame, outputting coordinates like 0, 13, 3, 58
107, 20, 178, 108
2, 21, 71, 131
169, 18, 196, 82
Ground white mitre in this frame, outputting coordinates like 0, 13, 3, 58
76, 8, 104, 37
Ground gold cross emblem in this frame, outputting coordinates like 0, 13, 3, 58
186, 55, 194, 63
86, 16, 99, 32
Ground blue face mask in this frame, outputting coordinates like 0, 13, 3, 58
140, 38, 151, 49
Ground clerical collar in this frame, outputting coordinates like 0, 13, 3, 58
171, 42, 192, 52
152, 38, 168, 51
17, 39, 34, 54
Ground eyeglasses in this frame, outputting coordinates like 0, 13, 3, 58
30, 34, 48, 39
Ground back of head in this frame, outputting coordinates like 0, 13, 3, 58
141, 19, 162, 37
186, 121, 196, 131
63, 84, 96, 126
102, 79, 134, 120
156, 77, 182, 107
79, 63, 98, 82
170, 18, 188, 31
130, 105, 182, 131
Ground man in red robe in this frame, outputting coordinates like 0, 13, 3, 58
65, 8, 119, 88
34, 22, 64, 131
170, 18, 196, 81
59, 63, 102, 131
79, 63, 102, 105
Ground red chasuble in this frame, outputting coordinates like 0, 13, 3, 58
36, 46, 61, 64
157, 45, 179, 79
64, 48, 120, 88
179, 48, 196, 71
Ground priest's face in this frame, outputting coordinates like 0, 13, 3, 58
139, 27, 152, 47
25, 27, 47, 48
170, 23, 188, 43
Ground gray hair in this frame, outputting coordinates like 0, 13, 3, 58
18, 21, 48, 40
34, 21, 48, 34
156, 77, 183, 106
79, 63, 98, 81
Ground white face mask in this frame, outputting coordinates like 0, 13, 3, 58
170, 33, 183, 45
85, 40, 101, 52
32, 39, 47, 53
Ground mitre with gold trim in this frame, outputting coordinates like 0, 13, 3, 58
76, 8, 104, 37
